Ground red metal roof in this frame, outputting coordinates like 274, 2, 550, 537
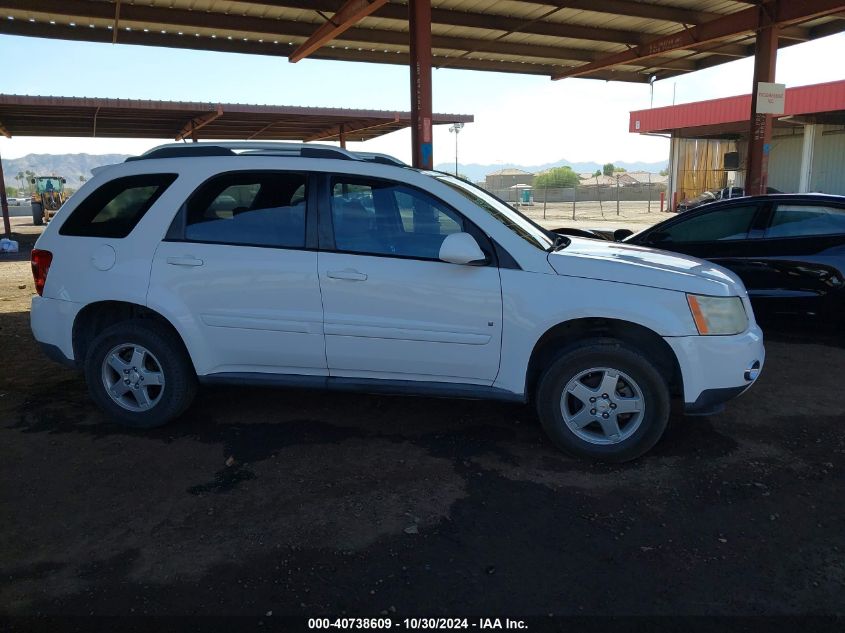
630, 79, 845, 134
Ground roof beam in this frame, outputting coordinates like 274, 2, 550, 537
221, 0, 753, 51
553, 0, 845, 80
507, 0, 719, 25
289, 0, 388, 63
305, 116, 400, 141
1, 0, 768, 63
0, 20, 577, 78
0, 0, 701, 69
225, 0, 810, 44
175, 105, 223, 141
111, 0, 120, 44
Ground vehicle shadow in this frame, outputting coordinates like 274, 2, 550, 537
2, 307, 758, 482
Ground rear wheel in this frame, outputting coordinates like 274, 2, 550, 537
84, 319, 197, 428
536, 338, 670, 462
31, 202, 43, 226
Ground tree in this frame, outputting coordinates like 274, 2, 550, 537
5, 184, 19, 197
79, 175, 87, 184
592, 169, 601, 177
602, 163, 615, 176
534, 166, 580, 189
659, 168, 669, 177
614, 166, 627, 173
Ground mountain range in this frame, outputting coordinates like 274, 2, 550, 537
2, 153, 668, 190
434, 159, 668, 183
2, 154, 130, 189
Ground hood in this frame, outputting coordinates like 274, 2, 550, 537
548, 237, 745, 296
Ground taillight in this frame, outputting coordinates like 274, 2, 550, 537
31, 249, 53, 296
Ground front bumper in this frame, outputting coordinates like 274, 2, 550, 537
665, 325, 765, 414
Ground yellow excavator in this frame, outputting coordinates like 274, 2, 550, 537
31, 176, 67, 226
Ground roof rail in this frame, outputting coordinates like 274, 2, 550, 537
126, 141, 406, 166
354, 152, 407, 167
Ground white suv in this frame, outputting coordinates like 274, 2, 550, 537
30, 143, 764, 461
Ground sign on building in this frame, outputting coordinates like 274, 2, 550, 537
756, 82, 786, 115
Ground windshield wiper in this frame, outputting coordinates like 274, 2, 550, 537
548, 233, 570, 252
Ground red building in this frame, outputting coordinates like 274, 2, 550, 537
630, 79, 845, 209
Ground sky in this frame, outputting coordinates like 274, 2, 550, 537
0, 31, 843, 167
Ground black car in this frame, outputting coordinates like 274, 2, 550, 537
625, 194, 845, 323
677, 186, 781, 213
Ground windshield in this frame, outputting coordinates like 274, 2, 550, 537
433, 174, 554, 250
34, 178, 63, 193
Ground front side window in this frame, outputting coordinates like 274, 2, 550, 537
60, 173, 177, 238
658, 205, 758, 243
434, 174, 554, 250
184, 172, 307, 248
766, 204, 845, 239
330, 177, 464, 259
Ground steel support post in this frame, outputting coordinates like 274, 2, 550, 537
746, 9, 779, 196
0, 146, 10, 238
409, 0, 433, 169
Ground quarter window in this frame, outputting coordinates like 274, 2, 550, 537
184, 172, 307, 248
659, 205, 758, 243
330, 178, 465, 260
60, 173, 177, 238
766, 204, 845, 238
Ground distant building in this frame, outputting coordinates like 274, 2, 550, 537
579, 174, 618, 186
485, 168, 534, 190
626, 171, 668, 185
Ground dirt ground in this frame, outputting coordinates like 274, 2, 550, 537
523, 200, 669, 232
1, 217, 844, 624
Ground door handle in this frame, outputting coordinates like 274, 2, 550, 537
327, 269, 367, 281
167, 256, 204, 267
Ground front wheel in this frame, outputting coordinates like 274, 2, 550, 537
536, 338, 670, 462
31, 202, 43, 226
84, 319, 197, 428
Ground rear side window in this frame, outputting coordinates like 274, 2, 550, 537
60, 174, 177, 238
183, 172, 307, 248
766, 204, 845, 238
660, 205, 758, 243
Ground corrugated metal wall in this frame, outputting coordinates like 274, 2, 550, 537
733, 126, 844, 194
767, 131, 803, 193
811, 126, 845, 195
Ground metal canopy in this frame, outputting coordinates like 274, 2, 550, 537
1, 0, 843, 83
0, 94, 473, 142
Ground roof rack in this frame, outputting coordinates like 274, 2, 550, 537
126, 141, 406, 166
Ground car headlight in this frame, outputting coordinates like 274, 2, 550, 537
686, 294, 748, 335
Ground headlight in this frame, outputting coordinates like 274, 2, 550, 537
686, 294, 748, 335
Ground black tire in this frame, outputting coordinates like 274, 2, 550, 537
32, 202, 43, 226
84, 319, 197, 428
536, 338, 670, 463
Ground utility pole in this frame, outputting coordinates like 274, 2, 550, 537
449, 122, 464, 176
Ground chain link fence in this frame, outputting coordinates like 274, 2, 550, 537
482, 182, 668, 222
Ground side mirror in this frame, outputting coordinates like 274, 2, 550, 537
613, 228, 634, 242
439, 232, 487, 266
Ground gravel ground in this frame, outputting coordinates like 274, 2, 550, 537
522, 200, 670, 232
1, 218, 843, 626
